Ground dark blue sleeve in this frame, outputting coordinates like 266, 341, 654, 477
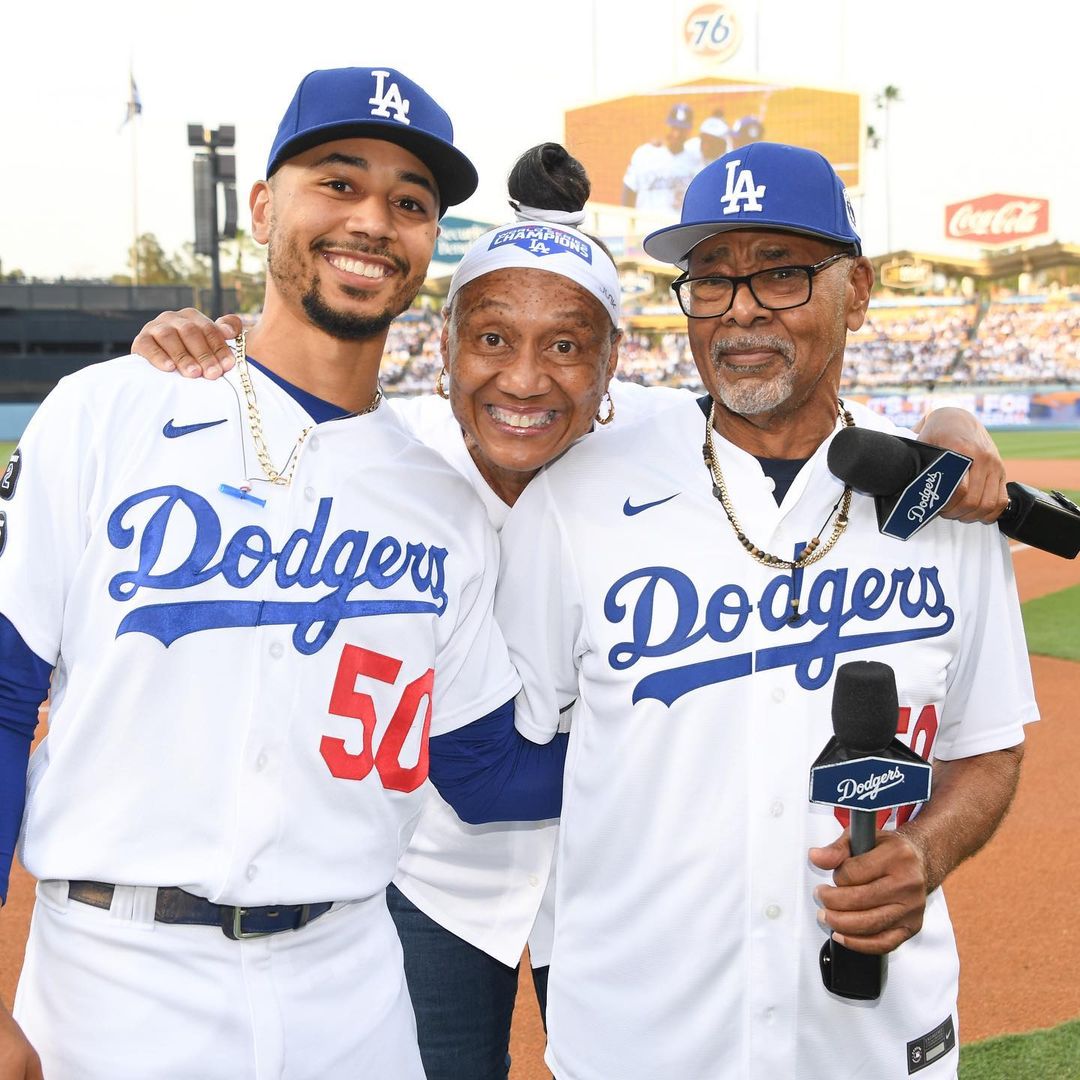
0, 614, 52, 904
428, 698, 567, 825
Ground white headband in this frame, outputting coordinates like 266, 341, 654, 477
512, 202, 587, 227
446, 216, 621, 326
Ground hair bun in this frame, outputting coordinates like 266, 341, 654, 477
508, 142, 591, 214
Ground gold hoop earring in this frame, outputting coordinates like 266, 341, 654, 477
434, 368, 449, 399
595, 391, 615, 426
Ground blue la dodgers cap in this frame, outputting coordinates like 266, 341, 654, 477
643, 141, 862, 269
266, 67, 478, 214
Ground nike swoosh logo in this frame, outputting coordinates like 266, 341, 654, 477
623, 493, 680, 516
163, 418, 228, 439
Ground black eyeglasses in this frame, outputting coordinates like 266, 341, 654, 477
671, 252, 853, 319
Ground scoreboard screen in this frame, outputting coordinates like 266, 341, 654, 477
566, 75, 862, 222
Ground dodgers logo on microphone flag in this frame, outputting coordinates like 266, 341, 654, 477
880, 450, 971, 541
809, 755, 932, 810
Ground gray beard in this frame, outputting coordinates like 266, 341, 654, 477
709, 335, 796, 416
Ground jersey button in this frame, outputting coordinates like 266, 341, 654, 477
255, 752, 269, 771
303, 486, 317, 502
769, 800, 784, 818
527, 875, 540, 887
308, 435, 320, 451
269, 642, 284, 659
764, 903, 782, 920
771, 686, 785, 703
246, 864, 259, 881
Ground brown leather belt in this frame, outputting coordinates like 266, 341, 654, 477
66, 880, 334, 940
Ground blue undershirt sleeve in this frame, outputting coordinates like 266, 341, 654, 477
0, 614, 52, 904
428, 698, 567, 825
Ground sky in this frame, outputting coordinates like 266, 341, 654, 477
2, 0, 1077, 282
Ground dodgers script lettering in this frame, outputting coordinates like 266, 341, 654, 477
605, 561, 954, 704
837, 766, 904, 803
107, 486, 449, 653
907, 471, 943, 523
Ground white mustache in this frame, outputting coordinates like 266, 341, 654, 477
710, 335, 794, 364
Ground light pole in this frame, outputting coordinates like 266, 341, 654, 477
874, 86, 902, 254
187, 124, 238, 318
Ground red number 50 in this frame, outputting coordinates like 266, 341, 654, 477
320, 644, 434, 793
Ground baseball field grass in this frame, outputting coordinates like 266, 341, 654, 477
1022, 584, 1080, 662
1000, 431, 1080, 665
959, 1019, 1080, 1078
990, 430, 1080, 460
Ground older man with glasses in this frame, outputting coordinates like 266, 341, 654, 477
495, 142, 1035, 1080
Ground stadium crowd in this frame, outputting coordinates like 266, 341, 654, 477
953, 300, 1080, 384
380, 295, 1079, 398
842, 303, 977, 388
380, 310, 446, 395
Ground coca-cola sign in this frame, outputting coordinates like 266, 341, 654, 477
945, 193, 1049, 245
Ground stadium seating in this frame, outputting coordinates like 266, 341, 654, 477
378, 294, 1079, 398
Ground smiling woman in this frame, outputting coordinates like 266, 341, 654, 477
432, 143, 630, 505
437, 144, 624, 504
443, 268, 618, 502
384, 146, 694, 1080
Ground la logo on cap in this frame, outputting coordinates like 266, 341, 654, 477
721, 159, 765, 215
368, 70, 411, 125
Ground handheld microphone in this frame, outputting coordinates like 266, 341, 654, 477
828, 427, 1080, 559
810, 661, 933, 1001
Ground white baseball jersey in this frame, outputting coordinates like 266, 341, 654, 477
0, 356, 518, 907
496, 396, 1037, 1080
390, 379, 691, 967
622, 142, 700, 214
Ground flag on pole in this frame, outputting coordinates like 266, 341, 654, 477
122, 72, 142, 128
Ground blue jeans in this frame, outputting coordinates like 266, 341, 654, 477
387, 883, 549, 1080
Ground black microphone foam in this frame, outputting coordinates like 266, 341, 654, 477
826, 427, 925, 495
830, 661, 899, 753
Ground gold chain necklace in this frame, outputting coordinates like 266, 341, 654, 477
231, 328, 382, 487
702, 399, 854, 622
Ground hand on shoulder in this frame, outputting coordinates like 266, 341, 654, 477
132, 309, 243, 380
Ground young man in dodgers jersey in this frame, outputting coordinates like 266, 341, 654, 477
496, 143, 1036, 1080
0, 68, 565, 1079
